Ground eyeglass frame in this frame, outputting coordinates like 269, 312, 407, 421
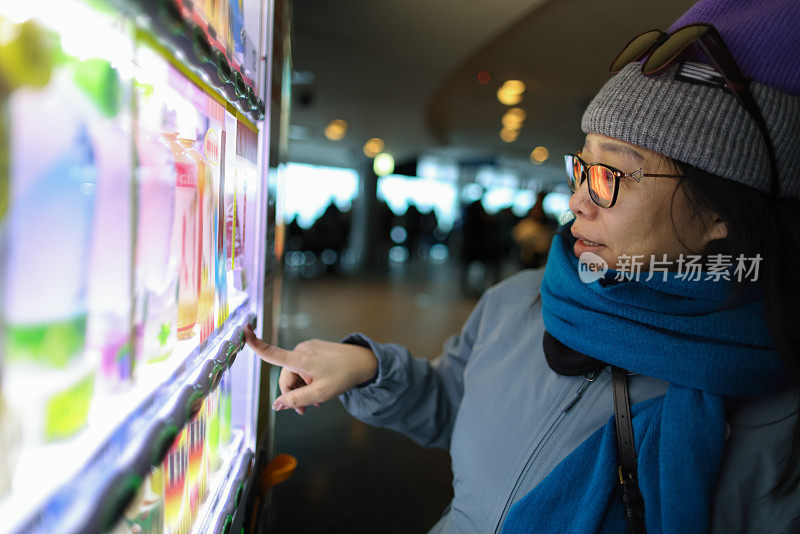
610, 22, 779, 197
565, 153, 682, 208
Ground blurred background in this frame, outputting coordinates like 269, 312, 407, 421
271, 0, 694, 532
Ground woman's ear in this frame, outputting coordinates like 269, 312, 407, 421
705, 217, 728, 242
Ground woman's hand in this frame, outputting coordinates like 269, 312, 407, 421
243, 326, 378, 415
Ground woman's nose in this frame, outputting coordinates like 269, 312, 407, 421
568, 176, 598, 220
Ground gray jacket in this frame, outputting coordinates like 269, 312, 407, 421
339, 268, 800, 533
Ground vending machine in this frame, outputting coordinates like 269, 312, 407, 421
0, 0, 277, 531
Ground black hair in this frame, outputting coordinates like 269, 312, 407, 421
670, 160, 800, 496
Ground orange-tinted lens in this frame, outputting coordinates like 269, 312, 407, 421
564, 154, 582, 191
587, 165, 616, 207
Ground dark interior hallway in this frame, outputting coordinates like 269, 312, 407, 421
269, 261, 480, 533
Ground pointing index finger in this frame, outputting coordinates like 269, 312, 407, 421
243, 326, 297, 369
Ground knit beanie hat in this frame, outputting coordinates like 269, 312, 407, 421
581, 0, 800, 197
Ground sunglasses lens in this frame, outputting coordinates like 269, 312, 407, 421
610, 30, 664, 72
587, 165, 615, 208
642, 25, 708, 74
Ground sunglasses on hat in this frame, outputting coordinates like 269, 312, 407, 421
609, 22, 779, 197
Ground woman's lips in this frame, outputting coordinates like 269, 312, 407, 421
572, 231, 604, 247
572, 232, 605, 257
573, 240, 605, 257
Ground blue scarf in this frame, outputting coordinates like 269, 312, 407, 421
501, 224, 788, 534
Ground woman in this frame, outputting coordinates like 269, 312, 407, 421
245, 0, 800, 531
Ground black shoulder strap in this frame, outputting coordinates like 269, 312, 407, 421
611, 366, 647, 534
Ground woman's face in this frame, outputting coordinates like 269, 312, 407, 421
568, 133, 726, 270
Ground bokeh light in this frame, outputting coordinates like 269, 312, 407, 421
363, 137, 385, 158
324, 119, 348, 141
530, 146, 550, 164
496, 79, 526, 105
496, 88, 522, 106
501, 108, 526, 129
373, 152, 395, 176
500, 128, 519, 143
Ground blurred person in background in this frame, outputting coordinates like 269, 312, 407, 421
458, 198, 493, 296
512, 192, 555, 269
247, 0, 800, 532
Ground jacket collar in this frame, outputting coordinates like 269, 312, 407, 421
542, 330, 604, 377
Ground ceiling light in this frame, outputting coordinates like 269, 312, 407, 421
363, 137, 385, 158
530, 146, 550, 163
501, 116, 522, 129
502, 79, 526, 94
324, 119, 348, 141
374, 153, 395, 176
497, 80, 526, 105
505, 108, 526, 121
497, 88, 522, 106
501, 108, 526, 129
500, 129, 519, 143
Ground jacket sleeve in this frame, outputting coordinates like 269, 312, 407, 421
711, 389, 800, 534
337, 294, 488, 450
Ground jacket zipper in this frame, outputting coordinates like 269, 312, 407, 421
493, 370, 601, 534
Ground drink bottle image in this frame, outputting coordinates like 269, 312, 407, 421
225, 162, 253, 296
164, 124, 199, 342
116, 466, 163, 534
0, 14, 35, 498
198, 398, 209, 500
229, 0, 245, 66
217, 0, 231, 53
186, 414, 199, 518
134, 118, 178, 364
223, 168, 241, 297
205, 385, 221, 471
185, 406, 208, 520
82, 58, 134, 388
206, 0, 220, 33
132, 48, 180, 364
219, 370, 232, 446
163, 428, 187, 534
225, 121, 257, 298
4, 63, 98, 443
234, 161, 256, 293
215, 117, 235, 327
193, 128, 215, 342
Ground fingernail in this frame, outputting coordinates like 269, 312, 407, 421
273, 401, 285, 411
294, 408, 303, 415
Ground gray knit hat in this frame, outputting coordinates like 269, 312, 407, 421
581, 0, 800, 197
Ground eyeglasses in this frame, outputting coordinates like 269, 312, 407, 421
564, 153, 681, 208
610, 23, 779, 197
